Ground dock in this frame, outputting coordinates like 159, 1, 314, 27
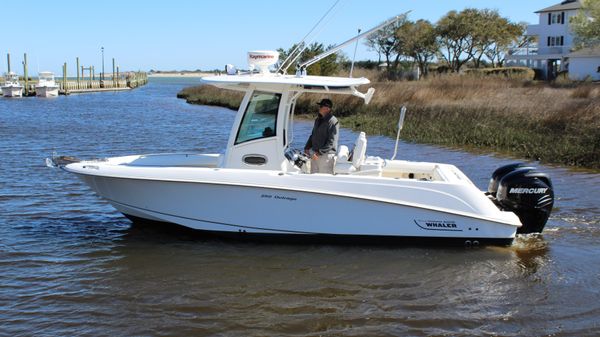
57, 71, 148, 95
2, 52, 148, 96
57, 57, 148, 95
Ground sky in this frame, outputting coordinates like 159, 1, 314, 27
2, 0, 560, 75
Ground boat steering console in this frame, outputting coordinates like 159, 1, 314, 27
284, 148, 310, 170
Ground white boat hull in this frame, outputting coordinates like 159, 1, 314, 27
2, 86, 23, 97
35, 86, 59, 97
65, 156, 519, 245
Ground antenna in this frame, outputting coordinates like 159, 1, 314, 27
349, 28, 361, 78
391, 106, 407, 161
282, 2, 345, 75
277, 0, 341, 74
298, 12, 410, 72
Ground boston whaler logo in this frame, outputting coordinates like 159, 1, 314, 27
415, 220, 462, 231
509, 187, 548, 194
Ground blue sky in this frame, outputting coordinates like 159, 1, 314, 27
2, 0, 559, 75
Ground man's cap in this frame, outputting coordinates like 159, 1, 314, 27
317, 98, 333, 108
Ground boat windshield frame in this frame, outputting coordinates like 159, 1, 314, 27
234, 91, 281, 145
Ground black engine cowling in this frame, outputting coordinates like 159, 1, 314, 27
487, 163, 534, 196
493, 167, 554, 234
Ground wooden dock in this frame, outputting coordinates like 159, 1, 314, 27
3, 52, 148, 96
57, 71, 148, 95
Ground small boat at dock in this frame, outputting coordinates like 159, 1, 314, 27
2, 72, 23, 97
35, 71, 59, 97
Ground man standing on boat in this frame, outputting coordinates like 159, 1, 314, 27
304, 98, 339, 174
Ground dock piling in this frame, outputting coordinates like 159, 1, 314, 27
112, 58, 115, 87
63, 62, 67, 94
23, 53, 29, 96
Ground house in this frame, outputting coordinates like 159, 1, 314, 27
506, 0, 600, 80
568, 48, 600, 81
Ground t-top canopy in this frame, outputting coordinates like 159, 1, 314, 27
202, 73, 370, 87
202, 73, 375, 104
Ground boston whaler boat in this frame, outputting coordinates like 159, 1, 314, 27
50, 16, 554, 246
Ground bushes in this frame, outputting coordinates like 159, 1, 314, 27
463, 67, 535, 80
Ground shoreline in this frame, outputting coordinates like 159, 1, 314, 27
148, 72, 213, 78
177, 77, 600, 171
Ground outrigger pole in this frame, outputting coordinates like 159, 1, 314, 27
297, 11, 410, 73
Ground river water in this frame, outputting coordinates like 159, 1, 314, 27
1, 78, 599, 336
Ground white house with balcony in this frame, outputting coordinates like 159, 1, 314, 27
507, 0, 600, 81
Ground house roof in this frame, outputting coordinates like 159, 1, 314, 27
536, 0, 582, 13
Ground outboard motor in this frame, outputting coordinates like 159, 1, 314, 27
487, 163, 533, 196
494, 167, 554, 234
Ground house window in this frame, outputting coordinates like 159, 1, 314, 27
548, 12, 565, 25
547, 36, 565, 46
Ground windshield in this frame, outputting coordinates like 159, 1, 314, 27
235, 91, 280, 144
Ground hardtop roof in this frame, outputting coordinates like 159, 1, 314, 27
201, 73, 370, 88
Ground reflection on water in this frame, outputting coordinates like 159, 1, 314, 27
1, 77, 599, 336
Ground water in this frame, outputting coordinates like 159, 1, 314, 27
1, 78, 599, 336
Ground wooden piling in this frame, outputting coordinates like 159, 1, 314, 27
76, 57, 80, 85
7, 53, 11, 73
63, 62, 67, 94
112, 58, 115, 87
23, 53, 29, 96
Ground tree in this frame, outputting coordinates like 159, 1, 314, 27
436, 10, 477, 72
437, 8, 523, 71
364, 17, 408, 73
398, 19, 438, 77
571, 0, 600, 48
483, 21, 524, 67
277, 42, 341, 76
468, 9, 498, 68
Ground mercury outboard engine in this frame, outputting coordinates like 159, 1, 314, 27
488, 163, 554, 234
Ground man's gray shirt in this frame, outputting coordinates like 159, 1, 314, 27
305, 113, 339, 155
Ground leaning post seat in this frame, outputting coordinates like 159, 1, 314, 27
335, 132, 381, 175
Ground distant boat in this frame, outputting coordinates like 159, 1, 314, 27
35, 71, 59, 97
2, 72, 23, 97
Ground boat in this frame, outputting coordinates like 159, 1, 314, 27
2, 72, 23, 97
35, 71, 59, 97
50, 17, 554, 246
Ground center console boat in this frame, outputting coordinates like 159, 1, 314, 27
51, 18, 554, 246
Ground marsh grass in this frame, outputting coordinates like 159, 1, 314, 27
177, 74, 600, 169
